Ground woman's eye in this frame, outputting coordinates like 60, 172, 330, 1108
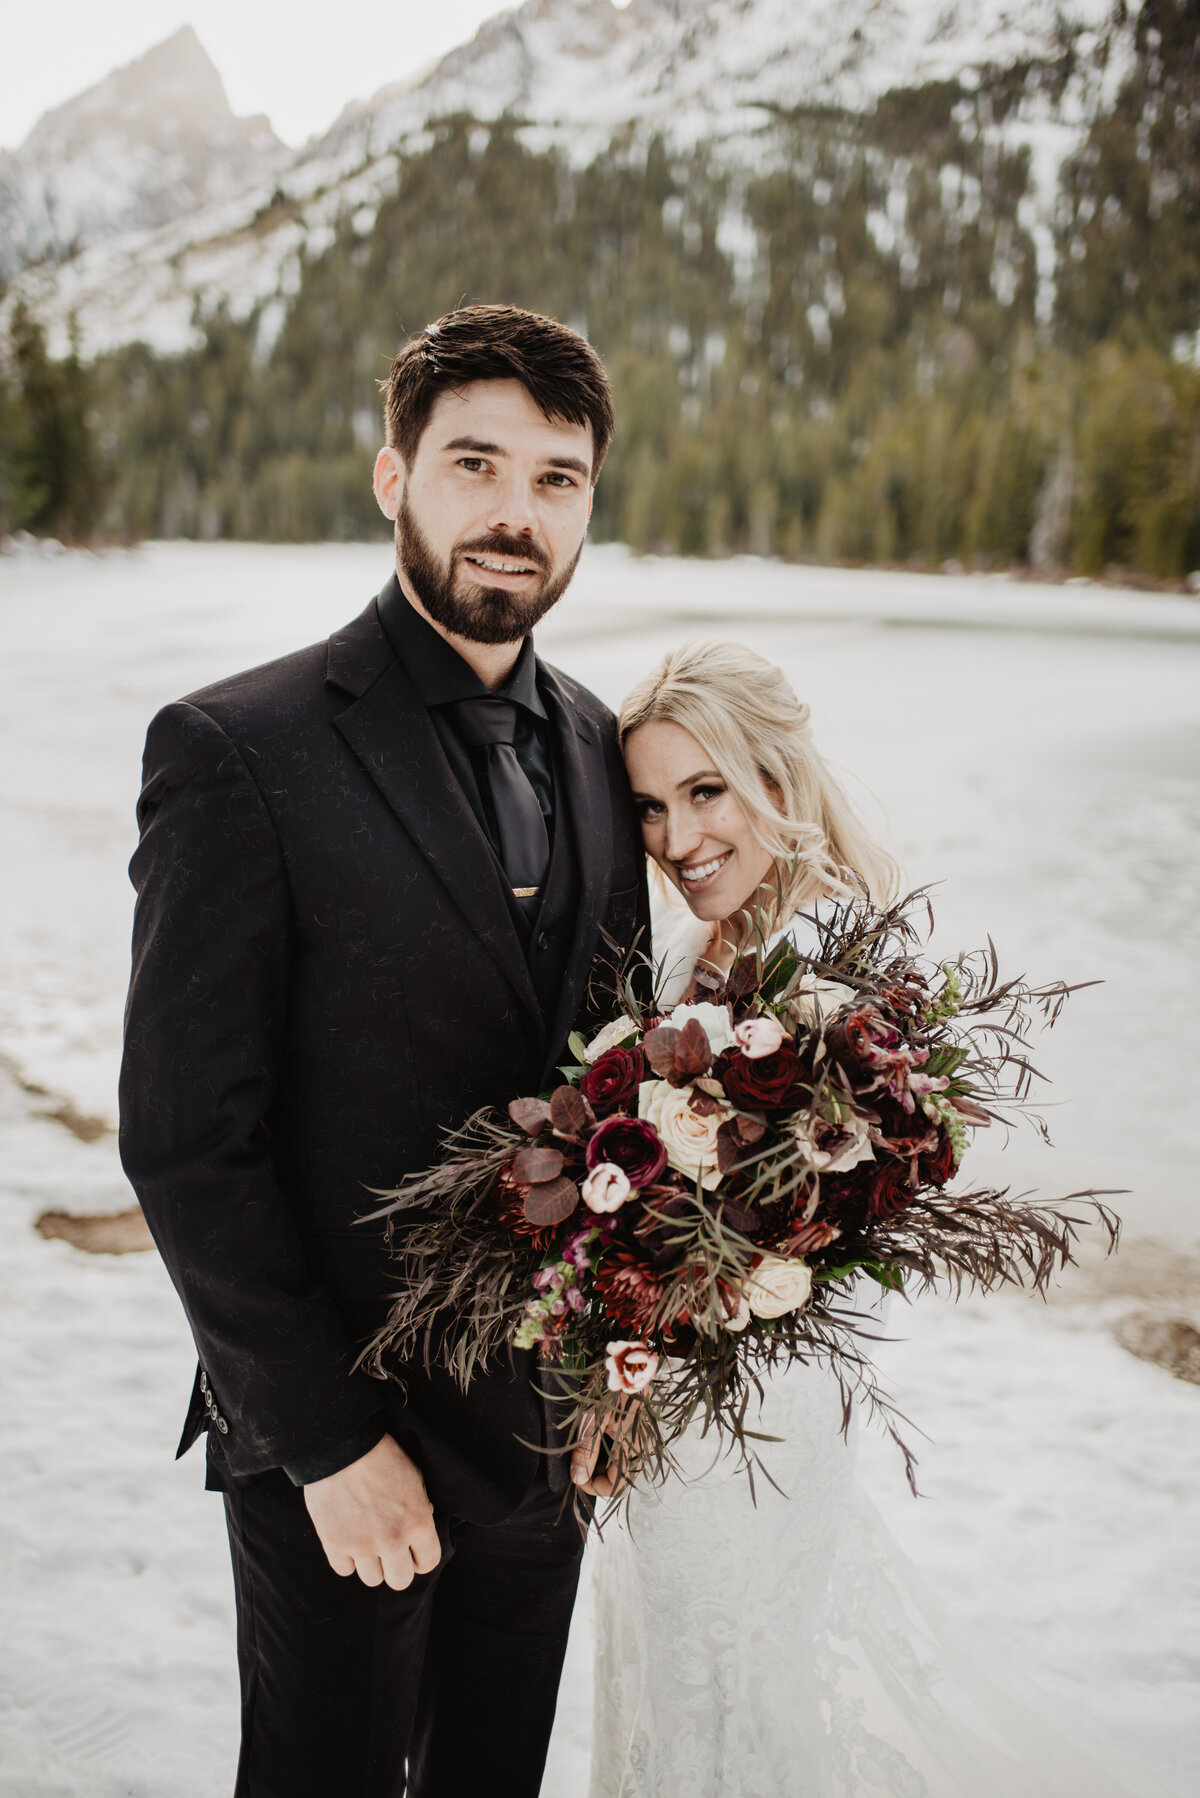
691, 785, 724, 803
637, 801, 665, 821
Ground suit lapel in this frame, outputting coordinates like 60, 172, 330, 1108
329, 608, 542, 1028
537, 663, 614, 1072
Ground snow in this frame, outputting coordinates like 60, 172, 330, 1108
0, 541, 1197, 1794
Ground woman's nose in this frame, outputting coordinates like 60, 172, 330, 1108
663, 808, 702, 864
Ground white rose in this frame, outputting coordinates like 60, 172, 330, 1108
581, 1162, 632, 1214
583, 1015, 639, 1063
793, 1112, 875, 1173
786, 979, 858, 1031
746, 1255, 814, 1319
667, 1001, 735, 1056
733, 1016, 787, 1059
638, 1079, 732, 1191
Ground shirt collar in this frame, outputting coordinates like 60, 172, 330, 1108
376, 571, 548, 719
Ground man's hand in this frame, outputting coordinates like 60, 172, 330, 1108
570, 1408, 636, 1500
303, 1433, 441, 1590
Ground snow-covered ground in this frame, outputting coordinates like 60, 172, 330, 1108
1, 541, 1197, 1795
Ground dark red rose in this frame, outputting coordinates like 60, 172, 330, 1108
920, 1129, 958, 1188
717, 1039, 802, 1111
586, 1116, 667, 1188
580, 1047, 645, 1117
866, 1161, 916, 1219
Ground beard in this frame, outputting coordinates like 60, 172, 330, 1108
395, 494, 583, 645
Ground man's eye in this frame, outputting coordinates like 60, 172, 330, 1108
543, 472, 575, 488
458, 457, 487, 472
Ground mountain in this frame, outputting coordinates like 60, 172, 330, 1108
0, 26, 286, 281
320, 0, 1119, 168
3, 0, 1132, 358
3, 1, 1195, 578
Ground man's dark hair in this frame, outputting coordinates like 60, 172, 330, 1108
381, 304, 614, 479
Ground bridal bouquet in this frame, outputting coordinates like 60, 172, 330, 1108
364, 893, 1118, 1494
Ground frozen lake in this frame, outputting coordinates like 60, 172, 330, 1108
1, 541, 1198, 1794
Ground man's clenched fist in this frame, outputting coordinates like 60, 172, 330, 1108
303, 1433, 441, 1590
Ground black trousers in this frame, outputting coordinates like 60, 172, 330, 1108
223, 1466, 585, 1798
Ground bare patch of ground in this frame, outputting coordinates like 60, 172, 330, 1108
1115, 1315, 1200, 1386
0, 1051, 112, 1141
1044, 1236, 1200, 1311
35, 1208, 155, 1254
1039, 1237, 1200, 1388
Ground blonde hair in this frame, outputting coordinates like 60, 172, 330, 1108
618, 639, 900, 925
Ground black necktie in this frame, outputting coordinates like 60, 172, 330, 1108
451, 696, 550, 899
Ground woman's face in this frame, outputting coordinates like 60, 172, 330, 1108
624, 720, 775, 922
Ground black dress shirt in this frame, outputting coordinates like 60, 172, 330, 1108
376, 572, 555, 849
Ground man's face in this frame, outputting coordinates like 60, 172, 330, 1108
373, 379, 594, 645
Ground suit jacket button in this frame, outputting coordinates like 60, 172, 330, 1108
216, 1416, 229, 1434
200, 1371, 209, 1393
537, 930, 551, 952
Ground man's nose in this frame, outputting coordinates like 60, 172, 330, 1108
486, 475, 539, 538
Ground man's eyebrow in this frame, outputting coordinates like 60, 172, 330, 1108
441, 436, 507, 456
440, 437, 591, 478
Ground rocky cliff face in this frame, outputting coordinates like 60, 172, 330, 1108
0, 26, 286, 279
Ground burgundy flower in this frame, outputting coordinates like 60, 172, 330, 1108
919, 1129, 958, 1188
717, 1039, 802, 1112
594, 1250, 665, 1332
496, 1175, 558, 1250
586, 1116, 667, 1188
580, 1046, 645, 1117
866, 1162, 916, 1219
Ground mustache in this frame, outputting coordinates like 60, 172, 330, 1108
454, 533, 551, 574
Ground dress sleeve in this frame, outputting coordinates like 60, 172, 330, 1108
119, 701, 387, 1477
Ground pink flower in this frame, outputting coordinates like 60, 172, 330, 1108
605, 1340, 660, 1394
562, 1228, 596, 1269
734, 1016, 787, 1059
581, 1161, 633, 1214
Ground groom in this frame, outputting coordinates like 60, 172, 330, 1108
119, 305, 648, 1796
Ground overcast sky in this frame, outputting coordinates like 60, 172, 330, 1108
0, 0, 521, 150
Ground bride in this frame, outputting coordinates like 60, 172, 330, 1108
584, 639, 1135, 1798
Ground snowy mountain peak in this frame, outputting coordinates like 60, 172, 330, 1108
309, 0, 1121, 173
0, 27, 287, 279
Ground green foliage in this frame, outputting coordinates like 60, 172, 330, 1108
1, 302, 101, 540
16, 17, 1197, 580
1056, 0, 1200, 354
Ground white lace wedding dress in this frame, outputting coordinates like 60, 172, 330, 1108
588, 904, 1137, 1798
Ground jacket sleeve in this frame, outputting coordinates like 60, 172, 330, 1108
119, 700, 386, 1477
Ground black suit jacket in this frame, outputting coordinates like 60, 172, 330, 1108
118, 595, 647, 1521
